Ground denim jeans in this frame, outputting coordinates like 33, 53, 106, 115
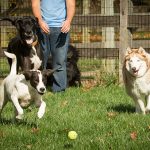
37, 27, 69, 92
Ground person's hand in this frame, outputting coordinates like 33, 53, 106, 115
61, 20, 71, 33
38, 19, 50, 34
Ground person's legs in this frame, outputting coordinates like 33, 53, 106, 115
36, 28, 51, 69
49, 27, 69, 92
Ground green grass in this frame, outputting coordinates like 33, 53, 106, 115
0, 58, 9, 76
78, 58, 119, 72
1, 85, 150, 150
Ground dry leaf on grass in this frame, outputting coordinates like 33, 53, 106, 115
26, 144, 32, 149
81, 80, 97, 91
31, 127, 39, 134
148, 125, 150, 130
60, 100, 68, 107
130, 131, 137, 140
107, 112, 118, 118
0, 131, 5, 137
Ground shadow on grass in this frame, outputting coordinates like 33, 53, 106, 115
0, 117, 38, 128
108, 104, 135, 113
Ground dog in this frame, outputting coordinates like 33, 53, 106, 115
123, 47, 150, 114
66, 45, 81, 86
0, 17, 81, 87
0, 51, 54, 119
0, 16, 43, 72
46, 44, 81, 87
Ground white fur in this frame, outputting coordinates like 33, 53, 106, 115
36, 71, 46, 94
30, 46, 42, 70
123, 47, 150, 114
0, 51, 46, 119
126, 55, 147, 77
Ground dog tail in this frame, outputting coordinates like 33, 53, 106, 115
4, 51, 17, 75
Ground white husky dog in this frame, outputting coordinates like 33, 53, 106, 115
123, 47, 150, 114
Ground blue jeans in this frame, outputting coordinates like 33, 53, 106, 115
37, 27, 69, 92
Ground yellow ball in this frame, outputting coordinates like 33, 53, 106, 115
68, 131, 78, 140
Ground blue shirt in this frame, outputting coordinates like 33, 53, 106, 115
41, 0, 66, 27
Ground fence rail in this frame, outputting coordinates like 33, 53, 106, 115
0, 0, 150, 82
1, 14, 150, 28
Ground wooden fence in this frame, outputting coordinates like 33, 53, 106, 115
0, 0, 150, 84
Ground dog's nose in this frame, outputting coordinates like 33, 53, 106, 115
27, 31, 31, 34
132, 67, 136, 71
25, 31, 33, 36
39, 87, 46, 93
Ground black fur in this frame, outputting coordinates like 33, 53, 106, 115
1, 16, 43, 72
0, 17, 81, 87
46, 45, 81, 87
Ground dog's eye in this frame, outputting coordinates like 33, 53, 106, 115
129, 60, 133, 62
34, 79, 39, 83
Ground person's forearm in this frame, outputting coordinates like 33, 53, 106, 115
66, 0, 75, 23
31, 0, 42, 21
31, 0, 49, 33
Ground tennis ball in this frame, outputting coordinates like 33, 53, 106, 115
68, 131, 78, 140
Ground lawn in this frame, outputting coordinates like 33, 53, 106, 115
1, 85, 150, 150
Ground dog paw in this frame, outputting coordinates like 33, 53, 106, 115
16, 114, 23, 120
145, 107, 150, 113
37, 111, 45, 119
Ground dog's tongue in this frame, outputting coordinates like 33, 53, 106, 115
133, 70, 138, 75
26, 39, 33, 45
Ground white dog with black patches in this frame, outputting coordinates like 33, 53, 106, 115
0, 51, 54, 119
123, 47, 150, 114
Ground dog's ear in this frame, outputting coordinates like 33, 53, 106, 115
43, 69, 55, 77
138, 47, 145, 54
30, 16, 39, 28
125, 47, 132, 56
14, 18, 23, 30
0, 17, 22, 30
23, 71, 32, 80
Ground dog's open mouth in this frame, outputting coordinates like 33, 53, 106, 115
38, 91, 45, 95
37, 88, 46, 95
24, 33, 37, 45
132, 69, 139, 75
26, 38, 34, 45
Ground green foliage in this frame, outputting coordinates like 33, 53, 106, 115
1, 85, 150, 149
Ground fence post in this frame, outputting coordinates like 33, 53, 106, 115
119, 0, 132, 84
0, 1, 9, 48
82, 0, 90, 43
101, 0, 115, 48
101, 0, 115, 73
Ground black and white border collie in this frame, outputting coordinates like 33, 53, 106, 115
0, 51, 54, 120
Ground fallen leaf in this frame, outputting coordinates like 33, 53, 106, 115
60, 100, 68, 107
81, 80, 97, 91
148, 125, 150, 130
0, 131, 5, 137
130, 131, 137, 140
107, 132, 112, 136
107, 112, 117, 118
31, 127, 39, 133
26, 144, 32, 149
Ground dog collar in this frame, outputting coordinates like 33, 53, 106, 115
32, 36, 38, 46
